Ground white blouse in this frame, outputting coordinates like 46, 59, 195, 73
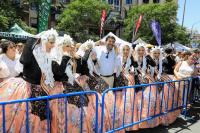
0, 54, 21, 80
177, 61, 194, 79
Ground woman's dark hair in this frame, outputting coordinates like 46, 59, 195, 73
0, 40, 15, 53
106, 35, 116, 42
164, 47, 173, 54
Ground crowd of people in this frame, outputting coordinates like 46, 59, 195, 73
0, 29, 199, 132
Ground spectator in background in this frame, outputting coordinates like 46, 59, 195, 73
175, 51, 183, 62
162, 47, 176, 77
16, 42, 24, 56
174, 52, 198, 112
182, 51, 192, 61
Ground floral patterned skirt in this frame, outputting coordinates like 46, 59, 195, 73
0, 77, 64, 133
158, 74, 180, 126
104, 73, 139, 132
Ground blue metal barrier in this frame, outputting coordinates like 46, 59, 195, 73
100, 79, 191, 133
0, 77, 197, 133
0, 91, 99, 133
190, 76, 200, 103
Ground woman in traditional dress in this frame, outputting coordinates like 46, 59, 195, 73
0, 40, 21, 82
133, 43, 160, 129
104, 44, 139, 132
0, 29, 69, 133
149, 46, 163, 80
149, 46, 178, 126
61, 39, 109, 132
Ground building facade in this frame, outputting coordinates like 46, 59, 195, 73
17, 0, 175, 35
104, 0, 169, 37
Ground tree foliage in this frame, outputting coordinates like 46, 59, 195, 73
0, 0, 36, 34
57, 0, 109, 42
125, 2, 190, 45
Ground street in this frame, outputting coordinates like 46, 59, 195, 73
127, 102, 200, 133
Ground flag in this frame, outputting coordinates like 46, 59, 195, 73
150, 20, 162, 46
38, 0, 51, 33
134, 15, 143, 36
100, 9, 106, 38
132, 15, 143, 43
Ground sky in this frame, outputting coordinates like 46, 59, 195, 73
177, 0, 200, 33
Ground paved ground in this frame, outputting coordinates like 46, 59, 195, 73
127, 102, 200, 133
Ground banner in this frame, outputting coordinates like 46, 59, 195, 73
132, 15, 142, 43
134, 15, 143, 36
38, 0, 51, 33
100, 9, 106, 38
150, 20, 162, 46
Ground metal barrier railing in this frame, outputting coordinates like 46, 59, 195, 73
0, 77, 199, 133
0, 91, 99, 133
190, 76, 200, 103
100, 79, 191, 133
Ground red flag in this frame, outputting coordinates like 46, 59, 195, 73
134, 15, 143, 35
100, 10, 106, 38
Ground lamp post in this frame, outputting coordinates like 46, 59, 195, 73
181, 0, 187, 27
191, 21, 200, 36
190, 21, 200, 47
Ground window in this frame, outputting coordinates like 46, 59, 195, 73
126, 0, 132, 4
30, 18, 37, 28
59, 0, 70, 3
114, 0, 119, 5
108, 0, 113, 4
143, 0, 149, 4
30, 2, 37, 10
114, 0, 120, 11
153, 0, 160, 3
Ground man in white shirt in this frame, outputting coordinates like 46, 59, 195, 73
94, 36, 118, 88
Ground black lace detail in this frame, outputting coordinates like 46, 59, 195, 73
87, 74, 109, 93
30, 84, 51, 121
63, 81, 89, 108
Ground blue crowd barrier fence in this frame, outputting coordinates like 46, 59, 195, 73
190, 76, 200, 103
0, 77, 199, 133
0, 91, 99, 133
100, 79, 191, 133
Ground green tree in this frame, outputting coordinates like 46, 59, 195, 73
125, 2, 190, 45
57, 0, 109, 42
0, 0, 36, 34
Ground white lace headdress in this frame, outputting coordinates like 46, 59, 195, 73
65, 39, 95, 85
150, 46, 163, 79
52, 34, 74, 64
76, 39, 95, 57
135, 43, 147, 75
87, 50, 100, 77
117, 44, 133, 75
33, 29, 58, 87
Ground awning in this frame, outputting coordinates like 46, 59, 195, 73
0, 23, 34, 40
